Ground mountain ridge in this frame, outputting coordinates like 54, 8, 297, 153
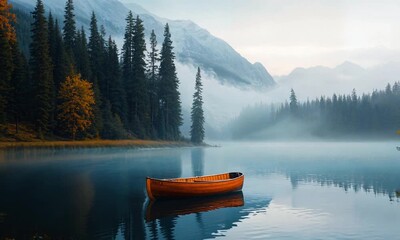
270, 60, 400, 103
10, 0, 275, 89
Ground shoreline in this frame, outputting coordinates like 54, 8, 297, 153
0, 140, 206, 150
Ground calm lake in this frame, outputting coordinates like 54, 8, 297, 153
0, 142, 399, 239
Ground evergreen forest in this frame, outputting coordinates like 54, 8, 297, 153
0, 0, 206, 142
231, 83, 400, 139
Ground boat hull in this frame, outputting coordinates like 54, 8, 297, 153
146, 172, 244, 200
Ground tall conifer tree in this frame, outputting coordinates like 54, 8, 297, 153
75, 27, 91, 80
48, 15, 68, 91
30, 0, 54, 135
63, 0, 76, 59
190, 67, 205, 143
147, 29, 159, 137
106, 36, 127, 124
131, 15, 149, 138
289, 88, 298, 116
158, 23, 182, 140
88, 12, 104, 137
122, 12, 135, 133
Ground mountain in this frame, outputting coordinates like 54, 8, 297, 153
10, 0, 128, 35
10, 0, 275, 89
272, 61, 400, 102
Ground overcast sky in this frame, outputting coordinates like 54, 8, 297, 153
121, 0, 400, 75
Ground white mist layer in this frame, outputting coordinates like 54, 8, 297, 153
177, 63, 268, 133
177, 60, 400, 138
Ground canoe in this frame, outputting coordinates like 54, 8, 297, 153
145, 191, 244, 221
146, 172, 244, 200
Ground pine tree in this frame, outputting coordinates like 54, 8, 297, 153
190, 67, 205, 143
30, 0, 54, 136
289, 88, 298, 116
131, 15, 149, 138
158, 23, 182, 140
88, 12, 104, 87
63, 0, 76, 59
105, 36, 127, 125
90, 29, 127, 139
122, 11, 134, 129
48, 15, 68, 91
88, 12, 104, 137
75, 27, 91, 80
147, 29, 160, 137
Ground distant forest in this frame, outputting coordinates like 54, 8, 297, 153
230, 83, 400, 139
1, 0, 202, 141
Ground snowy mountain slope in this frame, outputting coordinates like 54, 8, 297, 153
11, 0, 275, 89
11, 0, 129, 36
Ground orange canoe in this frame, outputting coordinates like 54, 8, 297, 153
146, 172, 244, 200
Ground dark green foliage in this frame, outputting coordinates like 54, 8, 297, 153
122, 11, 135, 129
30, 0, 54, 135
88, 12, 104, 85
0, 30, 13, 123
158, 23, 182, 140
88, 12, 104, 137
105, 36, 127, 125
74, 27, 91, 80
101, 100, 128, 139
122, 13, 150, 138
147, 29, 160, 138
48, 15, 69, 91
190, 67, 205, 143
8, 43, 30, 132
5, 2, 191, 141
63, 0, 76, 57
130, 15, 150, 138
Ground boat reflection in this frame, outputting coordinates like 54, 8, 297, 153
145, 192, 270, 239
145, 191, 244, 221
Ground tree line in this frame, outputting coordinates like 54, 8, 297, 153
0, 0, 206, 143
231, 83, 400, 139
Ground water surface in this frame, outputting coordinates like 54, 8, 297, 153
0, 142, 399, 239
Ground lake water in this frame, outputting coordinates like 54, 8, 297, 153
0, 142, 399, 239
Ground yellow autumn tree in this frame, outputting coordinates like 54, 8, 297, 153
58, 74, 95, 140
0, 0, 16, 43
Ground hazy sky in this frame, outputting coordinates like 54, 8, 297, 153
122, 0, 400, 75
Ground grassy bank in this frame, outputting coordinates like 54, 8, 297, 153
0, 124, 211, 150
0, 139, 195, 150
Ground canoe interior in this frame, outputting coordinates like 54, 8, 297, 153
159, 172, 243, 183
